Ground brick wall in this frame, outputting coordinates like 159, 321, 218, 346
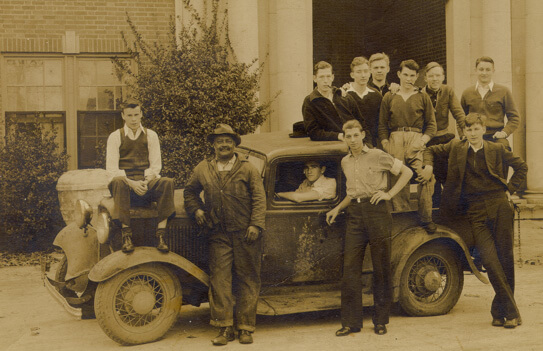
313, 0, 446, 86
0, 0, 175, 53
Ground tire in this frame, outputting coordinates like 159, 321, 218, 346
55, 254, 96, 319
399, 243, 464, 316
94, 263, 182, 345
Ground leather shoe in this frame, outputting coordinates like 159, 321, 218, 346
504, 318, 519, 329
238, 330, 253, 344
335, 326, 361, 336
374, 324, 387, 335
211, 326, 235, 345
491, 318, 505, 327
121, 227, 134, 253
156, 229, 169, 253
421, 221, 437, 234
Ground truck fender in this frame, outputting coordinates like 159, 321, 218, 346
88, 246, 210, 287
53, 222, 100, 281
391, 225, 489, 300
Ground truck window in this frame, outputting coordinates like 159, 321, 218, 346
273, 159, 339, 204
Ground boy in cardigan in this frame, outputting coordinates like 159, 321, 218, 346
460, 56, 520, 150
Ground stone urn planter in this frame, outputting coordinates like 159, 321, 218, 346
56, 169, 111, 225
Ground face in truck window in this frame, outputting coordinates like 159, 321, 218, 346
275, 160, 338, 203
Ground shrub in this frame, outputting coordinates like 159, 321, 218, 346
0, 123, 69, 252
114, 0, 275, 187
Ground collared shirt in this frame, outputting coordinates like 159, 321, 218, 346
295, 175, 337, 201
342, 145, 402, 199
368, 79, 390, 95
425, 86, 441, 108
216, 154, 237, 171
346, 84, 374, 100
476, 80, 494, 98
469, 142, 484, 153
106, 124, 162, 179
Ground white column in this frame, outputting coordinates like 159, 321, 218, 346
481, 0, 515, 148
268, 0, 313, 132
446, 0, 472, 135
227, 0, 260, 65
524, 0, 543, 200
481, 0, 513, 86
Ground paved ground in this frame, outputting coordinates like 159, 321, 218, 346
1, 220, 542, 351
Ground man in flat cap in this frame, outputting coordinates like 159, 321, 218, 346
184, 124, 266, 346
106, 98, 175, 253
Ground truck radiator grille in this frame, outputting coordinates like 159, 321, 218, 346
167, 221, 208, 271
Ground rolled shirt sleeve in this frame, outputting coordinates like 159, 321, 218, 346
296, 176, 337, 200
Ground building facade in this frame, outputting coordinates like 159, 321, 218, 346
1, 0, 542, 203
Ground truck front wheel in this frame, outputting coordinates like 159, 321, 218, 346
94, 263, 182, 345
399, 243, 463, 316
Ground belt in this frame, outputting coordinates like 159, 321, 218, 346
351, 197, 371, 203
392, 127, 422, 133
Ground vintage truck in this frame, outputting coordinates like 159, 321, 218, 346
43, 131, 488, 345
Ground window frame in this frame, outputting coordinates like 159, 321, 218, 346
267, 155, 345, 211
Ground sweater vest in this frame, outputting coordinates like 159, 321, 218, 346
118, 128, 149, 180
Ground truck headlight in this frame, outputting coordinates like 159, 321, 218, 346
96, 212, 111, 244
74, 199, 93, 229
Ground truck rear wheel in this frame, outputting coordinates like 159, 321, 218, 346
94, 263, 182, 345
399, 243, 463, 316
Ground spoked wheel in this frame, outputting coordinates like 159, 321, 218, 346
94, 263, 182, 345
399, 243, 463, 316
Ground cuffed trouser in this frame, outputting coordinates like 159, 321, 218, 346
208, 228, 262, 332
108, 176, 175, 226
466, 193, 519, 319
427, 133, 455, 208
388, 131, 434, 223
341, 200, 392, 328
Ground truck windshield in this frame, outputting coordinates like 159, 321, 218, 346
236, 149, 266, 176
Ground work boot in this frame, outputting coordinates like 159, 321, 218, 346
238, 330, 253, 344
121, 227, 135, 253
211, 326, 235, 346
156, 228, 169, 253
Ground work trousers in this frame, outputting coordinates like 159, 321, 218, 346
341, 200, 392, 328
427, 133, 455, 207
388, 131, 434, 223
108, 176, 175, 226
208, 228, 262, 332
465, 194, 519, 319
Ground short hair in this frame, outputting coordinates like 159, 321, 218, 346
305, 160, 325, 167
425, 61, 444, 75
314, 61, 333, 75
350, 56, 369, 72
120, 98, 141, 111
399, 59, 420, 73
342, 119, 364, 133
475, 56, 494, 68
464, 113, 487, 128
369, 52, 390, 66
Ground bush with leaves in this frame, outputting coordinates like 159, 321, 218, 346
0, 123, 69, 252
114, 0, 275, 187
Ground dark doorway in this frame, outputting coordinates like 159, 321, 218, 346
312, 0, 446, 87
